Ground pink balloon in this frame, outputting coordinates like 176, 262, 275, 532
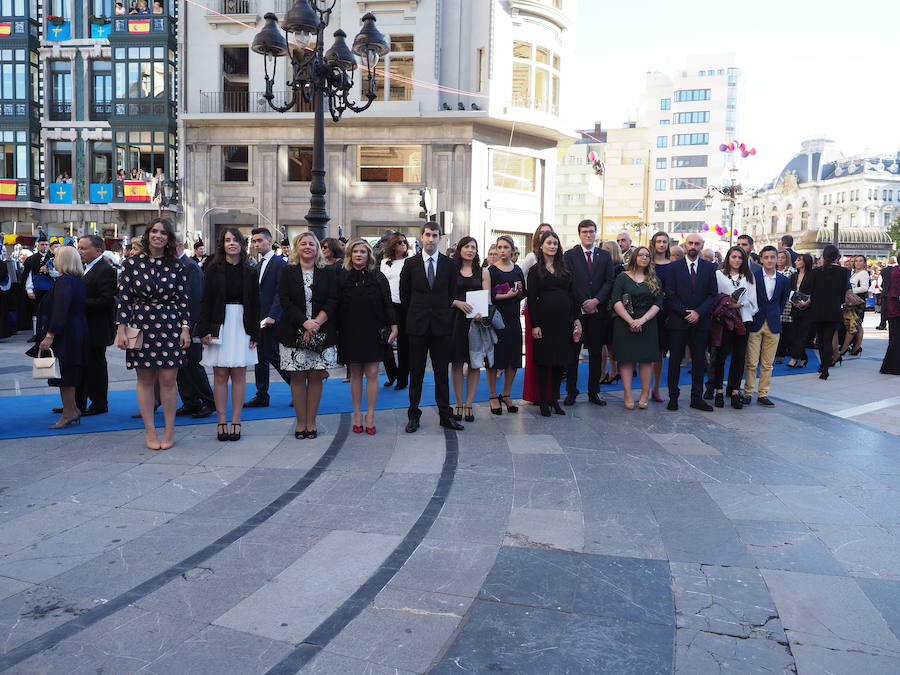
727, 143, 735, 152
733, 228, 739, 235
750, 148, 757, 155
739, 143, 746, 151
588, 151, 597, 162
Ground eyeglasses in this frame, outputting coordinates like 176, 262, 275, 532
635, 253, 650, 258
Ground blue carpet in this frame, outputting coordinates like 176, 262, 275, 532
0, 356, 820, 440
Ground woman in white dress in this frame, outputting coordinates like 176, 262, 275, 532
197, 227, 259, 441
276, 233, 339, 439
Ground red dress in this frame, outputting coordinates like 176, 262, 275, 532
522, 304, 559, 402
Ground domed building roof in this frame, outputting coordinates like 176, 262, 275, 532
770, 138, 842, 188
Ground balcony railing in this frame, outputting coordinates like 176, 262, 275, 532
206, 0, 256, 13
110, 16, 172, 35
0, 102, 36, 119
199, 90, 314, 113
112, 100, 176, 118
49, 100, 71, 120
91, 101, 112, 120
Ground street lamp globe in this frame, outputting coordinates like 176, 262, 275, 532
704, 190, 714, 209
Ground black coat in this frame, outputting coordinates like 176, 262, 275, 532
563, 246, 614, 310
256, 252, 286, 322
399, 252, 456, 336
24, 250, 54, 292
181, 254, 203, 328
196, 261, 261, 342
82, 257, 117, 347
807, 264, 850, 323
276, 264, 338, 348
665, 257, 719, 330
33, 274, 88, 367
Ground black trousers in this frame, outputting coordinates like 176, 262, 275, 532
31, 289, 48, 336
566, 313, 605, 396
75, 344, 109, 411
383, 302, 409, 385
668, 327, 709, 400
177, 341, 214, 408
776, 322, 793, 357
407, 330, 451, 419
812, 321, 838, 374
536, 364, 564, 404
712, 325, 749, 394
254, 324, 290, 399
789, 311, 812, 360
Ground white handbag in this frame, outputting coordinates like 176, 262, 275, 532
32, 348, 61, 379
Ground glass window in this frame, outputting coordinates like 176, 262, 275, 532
112, 46, 173, 101
673, 111, 709, 124
656, 136, 668, 148
674, 89, 710, 102
669, 199, 705, 211
222, 145, 248, 181
512, 62, 530, 107
659, 119, 670, 125
375, 35, 414, 102
655, 179, 665, 191
671, 155, 707, 168
91, 141, 113, 182
672, 133, 709, 146
91, 59, 112, 119
660, 98, 670, 110
671, 177, 707, 189
287, 146, 313, 181
513, 41, 531, 59
358, 145, 422, 183
490, 149, 536, 192
0, 134, 29, 179
654, 200, 665, 212
512, 39, 560, 115
49, 60, 71, 120
656, 158, 666, 169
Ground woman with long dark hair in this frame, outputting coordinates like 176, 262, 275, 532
321, 237, 345, 268
115, 218, 190, 450
521, 223, 554, 404
786, 253, 814, 368
379, 232, 411, 389
711, 246, 758, 408
806, 244, 850, 380
487, 235, 525, 414
650, 231, 671, 402
449, 236, 491, 421
336, 239, 397, 435
197, 227, 260, 442
526, 231, 580, 416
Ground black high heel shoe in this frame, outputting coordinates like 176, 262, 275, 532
229, 423, 242, 441
850, 346, 863, 356
489, 396, 502, 415
464, 406, 474, 422
609, 374, 621, 385
499, 394, 518, 413
599, 374, 611, 385
454, 405, 463, 421
819, 371, 829, 380
551, 401, 566, 415
539, 403, 551, 417
217, 424, 229, 442
831, 356, 843, 367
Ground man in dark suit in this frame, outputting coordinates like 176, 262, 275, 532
74, 235, 117, 415
877, 257, 895, 330
736, 234, 761, 271
563, 219, 614, 406
399, 220, 463, 432
665, 233, 718, 411
779, 234, 799, 266
175, 236, 214, 418
743, 245, 791, 408
245, 227, 291, 407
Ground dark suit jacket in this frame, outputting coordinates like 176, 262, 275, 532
749, 268, 791, 333
180, 254, 203, 328
665, 257, 719, 330
257, 253, 285, 322
196, 261, 261, 342
399, 252, 456, 336
807, 264, 850, 323
276, 264, 338, 348
562, 246, 614, 313
82, 257, 117, 347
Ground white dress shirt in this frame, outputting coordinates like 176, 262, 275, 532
716, 269, 758, 322
762, 269, 777, 300
380, 257, 406, 304
849, 270, 870, 294
83, 255, 102, 275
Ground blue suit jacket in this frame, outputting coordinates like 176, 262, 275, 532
181, 254, 203, 328
257, 253, 285, 322
749, 268, 791, 333
665, 257, 718, 330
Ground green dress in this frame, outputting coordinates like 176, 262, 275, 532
611, 273, 663, 363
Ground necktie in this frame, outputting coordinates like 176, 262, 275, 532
427, 256, 435, 288
585, 250, 593, 275
690, 261, 697, 286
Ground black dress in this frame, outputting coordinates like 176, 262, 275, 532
336, 268, 396, 365
489, 264, 525, 369
526, 266, 577, 366
450, 269, 484, 365
117, 254, 188, 370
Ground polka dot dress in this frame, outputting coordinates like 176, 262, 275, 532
117, 254, 189, 370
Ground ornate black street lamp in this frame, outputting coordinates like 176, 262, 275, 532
251, 1, 390, 239
705, 169, 743, 245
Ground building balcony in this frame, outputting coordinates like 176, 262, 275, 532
110, 16, 173, 37
112, 99, 176, 119
0, 179, 41, 202
0, 101, 39, 120
48, 100, 71, 121
205, 0, 256, 15
199, 90, 313, 114
91, 101, 112, 121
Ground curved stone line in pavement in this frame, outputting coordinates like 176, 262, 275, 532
0, 414, 352, 672
264, 427, 460, 675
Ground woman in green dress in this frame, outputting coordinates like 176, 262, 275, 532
611, 245, 663, 409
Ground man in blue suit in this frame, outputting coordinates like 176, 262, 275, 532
743, 245, 791, 408
245, 227, 291, 407
665, 233, 718, 411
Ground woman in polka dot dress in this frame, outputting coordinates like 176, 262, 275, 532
115, 218, 190, 450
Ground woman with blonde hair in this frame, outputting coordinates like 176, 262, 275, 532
33, 245, 89, 428
336, 239, 397, 435
277, 233, 338, 439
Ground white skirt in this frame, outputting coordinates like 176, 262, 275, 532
201, 304, 258, 368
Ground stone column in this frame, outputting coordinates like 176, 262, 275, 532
258, 144, 278, 236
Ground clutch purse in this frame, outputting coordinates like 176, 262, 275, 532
32, 349, 60, 379
295, 329, 327, 355
124, 325, 143, 350
731, 287, 747, 305
622, 292, 635, 317
491, 282, 511, 296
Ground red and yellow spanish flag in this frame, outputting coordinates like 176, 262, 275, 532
0, 179, 16, 200
128, 19, 150, 33
0, 23, 12, 36
124, 180, 151, 202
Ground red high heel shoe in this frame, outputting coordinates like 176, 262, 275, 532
366, 426, 376, 435
353, 425, 363, 434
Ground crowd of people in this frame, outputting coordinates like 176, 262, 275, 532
4, 218, 899, 451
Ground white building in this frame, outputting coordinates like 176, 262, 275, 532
638, 54, 740, 239
740, 138, 899, 258
180, 0, 577, 251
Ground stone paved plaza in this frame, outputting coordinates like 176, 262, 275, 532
1, 322, 899, 674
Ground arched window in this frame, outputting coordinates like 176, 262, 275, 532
800, 201, 809, 230
785, 203, 794, 231
770, 206, 778, 234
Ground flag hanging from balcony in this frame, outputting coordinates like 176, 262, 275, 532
46, 21, 71, 41
128, 19, 150, 33
0, 23, 12, 37
49, 183, 73, 204
89, 183, 113, 203
124, 180, 150, 202
0, 179, 16, 199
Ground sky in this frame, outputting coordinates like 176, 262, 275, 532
574, 0, 900, 186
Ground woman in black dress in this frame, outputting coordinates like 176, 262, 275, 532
115, 218, 190, 450
805, 245, 850, 380
526, 231, 581, 416
881, 265, 900, 375
487, 235, 525, 414
336, 239, 397, 435
34, 246, 89, 428
650, 231, 671, 402
449, 237, 491, 422
197, 227, 260, 443
786, 253, 814, 368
